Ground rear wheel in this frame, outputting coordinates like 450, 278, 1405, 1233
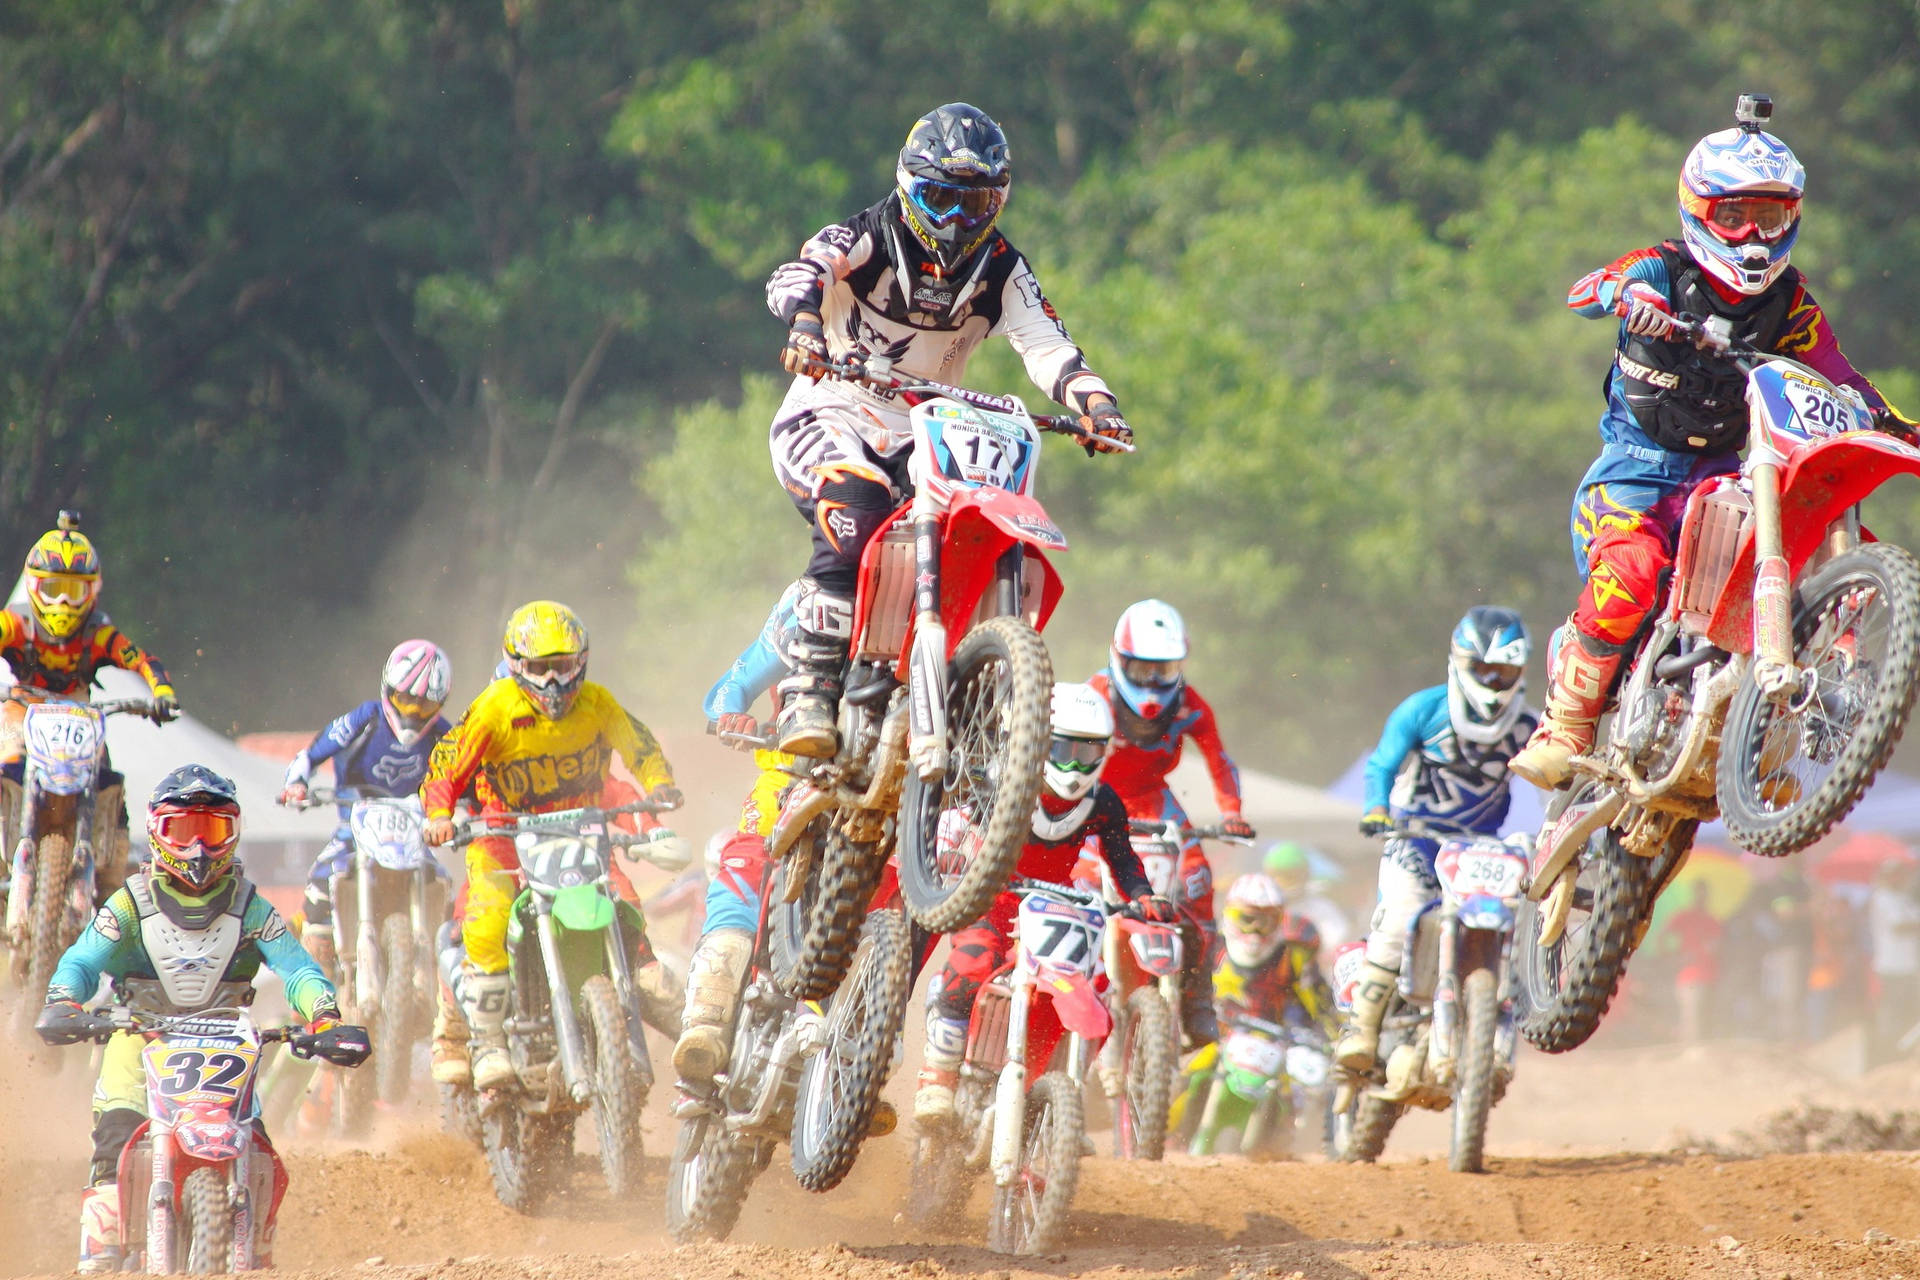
899, 617, 1052, 933
1721, 543, 1920, 855
771, 824, 888, 1002
986, 1072, 1083, 1256
1448, 965, 1500, 1173
665, 1113, 759, 1243
375, 913, 416, 1105
1113, 987, 1174, 1161
579, 973, 647, 1196
183, 1166, 231, 1274
790, 909, 912, 1191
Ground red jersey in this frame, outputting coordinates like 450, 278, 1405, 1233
1088, 670, 1242, 816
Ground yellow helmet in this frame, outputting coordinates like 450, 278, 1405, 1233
24, 511, 101, 641
503, 600, 588, 719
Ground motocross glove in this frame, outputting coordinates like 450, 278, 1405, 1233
1871, 405, 1920, 443
1221, 815, 1255, 841
1080, 402, 1133, 457
1131, 893, 1179, 924
277, 782, 309, 807
151, 695, 180, 725
713, 712, 762, 749
35, 1000, 91, 1046
423, 816, 457, 847
306, 1023, 372, 1068
781, 314, 830, 378
1359, 807, 1394, 838
649, 786, 684, 810
1617, 281, 1677, 340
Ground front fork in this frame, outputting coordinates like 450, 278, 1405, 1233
355, 854, 381, 1010
1749, 461, 1801, 698
533, 903, 595, 1105
907, 509, 948, 780
989, 971, 1033, 1186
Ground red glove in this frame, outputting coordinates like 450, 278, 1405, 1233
715, 712, 761, 749
277, 782, 308, 807
1221, 815, 1255, 841
1617, 281, 1676, 339
1132, 894, 1178, 924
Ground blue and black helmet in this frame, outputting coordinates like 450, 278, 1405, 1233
1448, 607, 1530, 744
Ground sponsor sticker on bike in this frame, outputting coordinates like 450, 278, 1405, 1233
1224, 1031, 1285, 1077
1017, 893, 1104, 977
1438, 840, 1526, 900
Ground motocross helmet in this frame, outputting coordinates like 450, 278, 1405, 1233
146, 764, 242, 897
504, 601, 588, 721
1044, 681, 1114, 802
1262, 841, 1312, 896
1222, 873, 1288, 968
23, 511, 101, 642
1679, 97, 1805, 296
1110, 599, 1188, 723
381, 639, 451, 747
895, 103, 1011, 277
1447, 606, 1529, 746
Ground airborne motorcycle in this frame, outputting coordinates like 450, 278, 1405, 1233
766, 358, 1130, 1002
1521, 314, 1920, 1054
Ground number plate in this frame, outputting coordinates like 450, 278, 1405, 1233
1224, 1031, 1284, 1076
1125, 920, 1182, 976
25, 703, 104, 774
1285, 1043, 1329, 1086
1438, 840, 1526, 900
1017, 893, 1104, 977
352, 799, 428, 871
1330, 939, 1368, 1013
144, 1039, 259, 1104
919, 404, 1038, 496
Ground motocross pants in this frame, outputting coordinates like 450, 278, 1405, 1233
1363, 837, 1442, 974
768, 398, 915, 597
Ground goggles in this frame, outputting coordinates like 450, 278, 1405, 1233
513, 653, 585, 688
1047, 735, 1108, 774
1470, 661, 1524, 692
387, 690, 444, 721
1226, 905, 1281, 934
151, 808, 240, 851
1119, 657, 1183, 689
1682, 190, 1800, 243
30, 572, 96, 606
905, 176, 1006, 230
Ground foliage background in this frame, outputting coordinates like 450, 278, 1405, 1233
4, 0, 1919, 779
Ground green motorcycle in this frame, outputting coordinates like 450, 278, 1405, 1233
1171, 1013, 1331, 1161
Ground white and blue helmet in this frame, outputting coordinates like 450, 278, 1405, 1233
1448, 607, 1529, 745
1109, 599, 1189, 722
1678, 107, 1805, 296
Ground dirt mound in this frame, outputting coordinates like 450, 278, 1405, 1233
1687, 1103, 1920, 1156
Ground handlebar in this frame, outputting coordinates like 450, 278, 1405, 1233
7, 693, 158, 719
449, 798, 679, 846
813, 358, 1135, 454
1007, 876, 1107, 909
708, 720, 777, 751
284, 786, 413, 810
1126, 818, 1254, 846
39, 1005, 368, 1066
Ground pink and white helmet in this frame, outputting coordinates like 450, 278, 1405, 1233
1109, 599, 1189, 721
381, 639, 451, 746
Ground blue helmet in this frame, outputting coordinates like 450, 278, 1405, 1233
1448, 607, 1529, 745
1678, 102, 1805, 296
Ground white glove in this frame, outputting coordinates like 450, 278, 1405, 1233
1618, 281, 1677, 339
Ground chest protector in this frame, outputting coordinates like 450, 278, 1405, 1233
1613, 242, 1795, 455
119, 872, 255, 1015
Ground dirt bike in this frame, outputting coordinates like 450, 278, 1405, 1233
44, 1004, 368, 1273
1172, 1013, 1330, 1160
764, 357, 1130, 1002
665, 843, 911, 1242
287, 788, 445, 1133
1520, 313, 1920, 1055
908, 878, 1111, 1255
1333, 822, 1529, 1173
5, 695, 155, 1015
447, 800, 679, 1213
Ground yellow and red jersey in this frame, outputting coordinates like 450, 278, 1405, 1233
0, 605, 173, 699
421, 677, 672, 822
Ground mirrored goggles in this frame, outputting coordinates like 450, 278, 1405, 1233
387, 690, 443, 721
30, 572, 96, 606
1470, 661, 1524, 692
1684, 191, 1799, 243
513, 653, 585, 688
1047, 735, 1108, 774
151, 808, 240, 851
1120, 657, 1184, 689
905, 177, 1006, 230
1226, 905, 1281, 934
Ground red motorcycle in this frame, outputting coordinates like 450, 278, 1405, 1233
1521, 313, 1920, 1052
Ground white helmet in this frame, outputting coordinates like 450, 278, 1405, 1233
1447, 607, 1529, 746
1110, 599, 1188, 721
381, 639, 452, 747
1222, 873, 1288, 968
1044, 682, 1114, 802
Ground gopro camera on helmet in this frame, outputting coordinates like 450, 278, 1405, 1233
1735, 93, 1774, 131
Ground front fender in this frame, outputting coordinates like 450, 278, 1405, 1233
551, 884, 615, 933
1708, 433, 1920, 652
1042, 969, 1112, 1041
938, 489, 1067, 644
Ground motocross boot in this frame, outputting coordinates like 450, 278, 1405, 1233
637, 957, 686, 1040
76, 1185, 120, 1274
430, 980, 471, 1087
1335, 960, 1400, 1073
303, 922, 339, 984
672, 928, 752, 1090
775, 585, 853, 759
1510, 626, 1624, 790
1179, 924, 1219, 1049
461, 971, 515, 1092
913, 1013, 968, 1127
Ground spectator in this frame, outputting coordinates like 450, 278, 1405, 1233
1868, 858, 1920, 1066
1664, 879, 1722, 1045
1763, 867, 1814, 1042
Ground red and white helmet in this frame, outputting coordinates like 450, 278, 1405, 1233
1110, 599, 1188, 721
1222, 873, 1288, 968
1044, 682, 1114, 802
381, 639, 451, 747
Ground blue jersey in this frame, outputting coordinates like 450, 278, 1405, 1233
290, 699, 450, 796
1362, 685, 1534, 835
703, 585, 798, 721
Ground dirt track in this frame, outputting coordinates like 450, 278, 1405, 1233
10, 1031, 1920, 1280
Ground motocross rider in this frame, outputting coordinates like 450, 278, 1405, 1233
1510, 95, 1916, 790
35, 765, 368, 1274
1, 512, 179, 905
1089, 598, 1255, 1047
914, 682, 1177, 1127
276, 639, 454, 980
421, 601, 684, 1091
1337, 606, 1534, 1073
765, 102, 1132, 759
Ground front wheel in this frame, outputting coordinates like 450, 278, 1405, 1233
1448, 965, 1500, 1173
665, 1114, 759, 1244
986, 1072, 1083, 1256
1720, 543, 1920, 856
481, 1105, 572, 1214
182, 1165, 231, 1274
770, 823, 888, 1002
1336, 1086, 1402, 1164
579, 973, 647, 1196
1113, 987, 1174, 1161
375, 914, 416, 1105
790, 908, 912, 1191
898, 616, 1053, 933
27, 831, 73, 1005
